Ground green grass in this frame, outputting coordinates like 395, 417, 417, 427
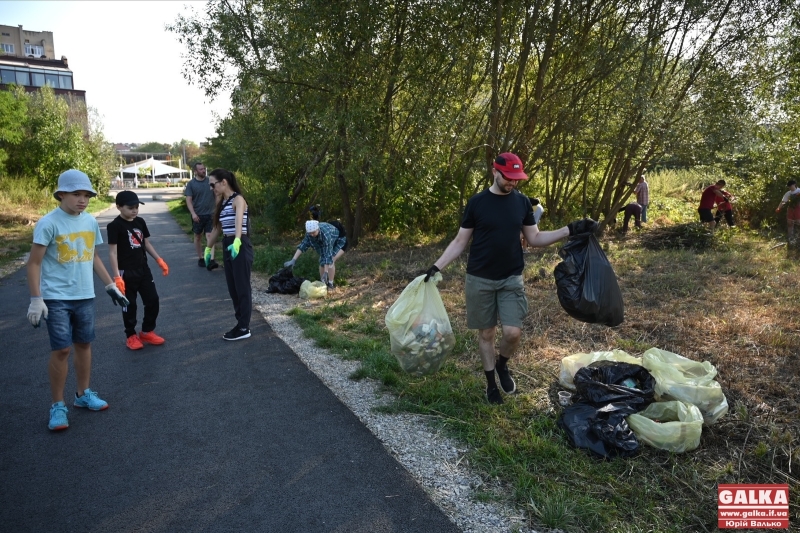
267, 225, 799, 532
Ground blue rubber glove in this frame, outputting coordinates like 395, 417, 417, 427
227, 237, 241, 259
204, 247, 212, 267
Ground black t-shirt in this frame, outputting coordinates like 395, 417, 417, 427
461, 189, 535, 280
107, 216, 150, 270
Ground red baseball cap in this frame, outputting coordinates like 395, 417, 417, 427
493, 153, 529, 180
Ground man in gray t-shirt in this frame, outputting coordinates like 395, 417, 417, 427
184, 163, 219, 269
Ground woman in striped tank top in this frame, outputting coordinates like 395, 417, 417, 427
205, 169, 253, 341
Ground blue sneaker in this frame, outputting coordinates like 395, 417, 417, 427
48, 401, 69, 431
73, 389, 108, 411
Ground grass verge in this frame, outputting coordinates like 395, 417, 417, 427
269, 226, 799, 532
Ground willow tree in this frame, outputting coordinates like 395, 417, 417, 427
171, 0, 495, 242
171, 0, 791, 239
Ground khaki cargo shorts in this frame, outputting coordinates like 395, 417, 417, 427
465, 274, 528, 330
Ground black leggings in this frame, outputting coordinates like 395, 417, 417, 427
222, 235, 253, 330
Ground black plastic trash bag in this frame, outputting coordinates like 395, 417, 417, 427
558, 361, 655, 459
554, 233, 624, 326
266, 267, 307, 294
573, 361, 656, 409
558, 402, 640, 459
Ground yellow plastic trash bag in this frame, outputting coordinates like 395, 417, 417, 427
641, 348, 728, 425
385, 273, 455, 376
559, 350, 642, 391
627, 401, 703, 453
299, 280, 328, 299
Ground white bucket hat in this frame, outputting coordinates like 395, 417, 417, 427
53, 169, 97, 200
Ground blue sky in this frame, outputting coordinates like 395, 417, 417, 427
1, 1, 231, 145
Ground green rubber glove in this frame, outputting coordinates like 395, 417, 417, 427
204, 247, 212, 267
227, 237, 241, 259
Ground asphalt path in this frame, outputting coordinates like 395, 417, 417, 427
0, 191, 459, 533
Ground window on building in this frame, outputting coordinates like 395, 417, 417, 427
44, 73, 59, 87
15, 71, 30, 86
1, 43, 14, 54
30, 71, 45, 87
0, 69, 15, 84
25, 43, 45, 57
59, 75, 72, 89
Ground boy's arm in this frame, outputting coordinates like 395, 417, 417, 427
27, 244, 47, 297
93, 254, 114, 286
26, 244, 48, 327
144, 238, 161, 261
108, 244, 121, 278
144, 238, 169, 275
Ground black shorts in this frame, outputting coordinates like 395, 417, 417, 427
192, 214, 213, 234
698, 208, 714, 223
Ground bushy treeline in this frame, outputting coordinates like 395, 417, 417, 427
170, 0, 798, 244
0, 85, 116, 195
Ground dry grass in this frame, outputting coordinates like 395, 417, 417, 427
318, 228, 800, 530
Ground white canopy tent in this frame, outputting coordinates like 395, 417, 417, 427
120, 157, 189, 182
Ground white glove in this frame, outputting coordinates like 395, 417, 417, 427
28, 297, 48, 327
105, 283, 130, 307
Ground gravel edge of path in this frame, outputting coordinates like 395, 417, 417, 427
251, 277, 542, 533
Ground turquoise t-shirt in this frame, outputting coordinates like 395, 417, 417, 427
32, 207, 103, 300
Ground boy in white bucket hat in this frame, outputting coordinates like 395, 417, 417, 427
27, 169, 129, 431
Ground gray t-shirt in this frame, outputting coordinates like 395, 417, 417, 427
184, 177, 215, 216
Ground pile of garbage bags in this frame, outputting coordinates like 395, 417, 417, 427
557, 348, 726, 458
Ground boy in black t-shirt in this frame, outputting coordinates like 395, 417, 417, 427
107, 191, 169, 350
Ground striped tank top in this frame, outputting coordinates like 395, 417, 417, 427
220, 192, 248, 235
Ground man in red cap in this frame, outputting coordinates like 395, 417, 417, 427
424, 153, 597, 404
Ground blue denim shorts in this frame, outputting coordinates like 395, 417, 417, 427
44, 299, 96, 351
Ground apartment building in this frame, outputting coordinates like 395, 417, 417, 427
0, 24, 85, 103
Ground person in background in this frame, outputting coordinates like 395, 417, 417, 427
698, 180, 729, 229
27, 169, 129, 431
634, 174, 650, 223
530, 197, 544, 225
423, 152, 598, 405
284, 220, 347, 290
714, 191, 735, 228
776, 180, 800, 243
520, 196, 544, 253
622, 202, 643, 233
308, 204, 321, 221
107, 191, 169, 351
205, 169, 254, 340
184, 162, 219, 270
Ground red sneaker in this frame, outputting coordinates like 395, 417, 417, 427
126, 334, 144, 350
139, 331, 165, 345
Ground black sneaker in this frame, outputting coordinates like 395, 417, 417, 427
326, 280, 334, 290
207, 260, 219, 271
496, 365, 517, 394
197, 258, 205, 267
223, 327, 251, 341
486, 386, 504, 405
